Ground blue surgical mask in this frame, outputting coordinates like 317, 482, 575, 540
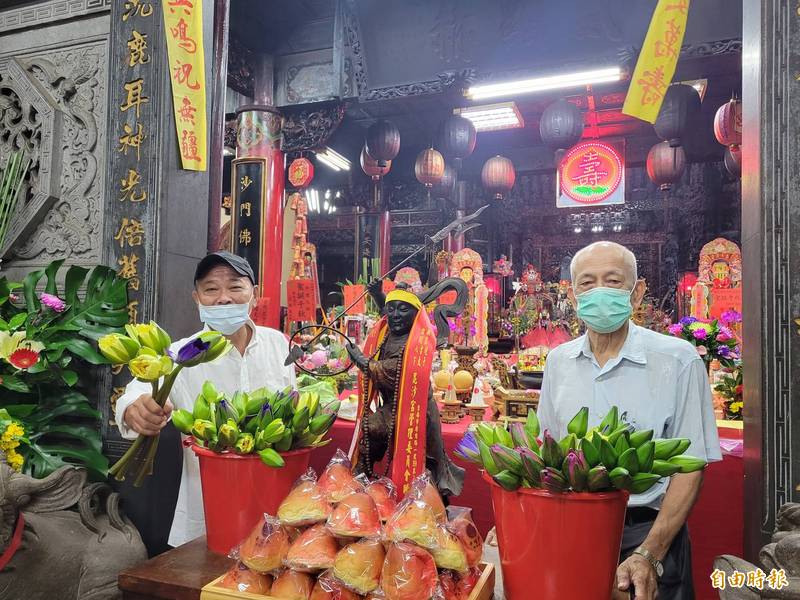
576, 286, 635, 334
198, 300, 252, 335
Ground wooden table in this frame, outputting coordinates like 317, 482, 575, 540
119, 537, 232, 600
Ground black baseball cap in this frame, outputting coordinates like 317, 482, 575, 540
194, 251, 256, 284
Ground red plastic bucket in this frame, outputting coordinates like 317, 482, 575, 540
484, 472, 628, 600
192, 444, 312, 554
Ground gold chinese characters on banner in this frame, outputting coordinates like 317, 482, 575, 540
622, 0, 690, 124
162, 0, 207, 171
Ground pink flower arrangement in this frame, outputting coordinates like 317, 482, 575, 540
39, 293, 66, 313
667, 316, 739, 368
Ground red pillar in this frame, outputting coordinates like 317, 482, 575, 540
236, 106, 284, 328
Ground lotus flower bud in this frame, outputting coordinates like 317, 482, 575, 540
667, 454, 707, 473
490, 444, 523, 475
587, 465, 611, 492
525, 408, 540, 439
566, 406, 589, 438
540, 467, 568, 493
562, 450, 589, 492
193, 393, 211, 421
235, 432, 255, 454
202, 380, 219, 402
309, 412, 336, 435
125, 321, 171, 354
191, 418, 216, 441
630, 472, 662, 494
218, 419, 240, 447
261, 419, 287, 443
492, 469, 522, 491
129, 352, 170, 381
98, 333, 141, 364
509, 422, 530, 449
171, 409, 194, 434
541, 430, 564, 469
259, 447, 285, 468
518, 447, 545, 486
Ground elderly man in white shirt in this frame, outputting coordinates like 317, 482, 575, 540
115, 251, 296, 548
537, 241, 721, 600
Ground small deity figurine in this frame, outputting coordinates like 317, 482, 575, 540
345, 281, 467, 497
711, 260, 732, 289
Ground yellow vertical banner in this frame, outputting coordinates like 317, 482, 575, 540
622, 0, 691, 124
162, 0, 207, 171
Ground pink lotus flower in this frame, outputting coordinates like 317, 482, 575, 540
309, 350, 328, 368
693, 328, 708, 340
668, 324, 683, 336
39, 292, 66, 312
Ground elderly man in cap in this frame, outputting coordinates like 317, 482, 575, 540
115, 251, 296, 547
537, 241, 721, 600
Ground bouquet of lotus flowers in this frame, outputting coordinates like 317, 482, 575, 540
455, 406, 708, 494
99, 322, 231, 486
170, 382, 340, 468
667, 315, 740, 369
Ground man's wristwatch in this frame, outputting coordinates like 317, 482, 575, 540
632, 546, 664, 578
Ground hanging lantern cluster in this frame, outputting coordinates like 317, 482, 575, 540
539, 99, 584, 156
365, 120, 400, 167
415, 147, 445, 188
714, 97, 742, 178
360, 146, 391, 181
440, 114, 477, 170
481, 155, 516, 200
646, 141, 686, 191
654, 84, 701, 147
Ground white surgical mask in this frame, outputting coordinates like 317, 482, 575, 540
198, 299, 252, 335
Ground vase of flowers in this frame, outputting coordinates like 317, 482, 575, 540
667, 314, 740, 370
456, 406, 708, 599
714, 367, 743, 420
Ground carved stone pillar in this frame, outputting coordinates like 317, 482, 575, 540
741, 0, 800, 559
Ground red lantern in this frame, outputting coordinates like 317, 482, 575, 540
365, 120, 400, 167
288, 158, 314, 189
481, 155, 516, 199
414, 147, 445, 188
646, 142, 686, 191
360, 146, 391, 180
654, 84, 701, 147
714, 98, 742, 148
724, 145, 741, 178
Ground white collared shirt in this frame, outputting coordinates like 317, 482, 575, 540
537, 322, 722, 509
115, 321, 296, 547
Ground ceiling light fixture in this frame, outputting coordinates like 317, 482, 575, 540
466, 66, 623, 101
455, 102, 524, 132
315, 147, 351, 171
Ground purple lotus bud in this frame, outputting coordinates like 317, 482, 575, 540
509, 422, 530, 449
491, 444, 523, 475
541, 429, 564, 469
541, 467, 568, 493
563, 449, 589, 492
519, 447, 545, 486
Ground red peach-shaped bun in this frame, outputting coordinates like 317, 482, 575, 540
285, 524, 341, 572
271, 569, 314, 600
278, 480, 333, 527
380, 542, 438, 600
238, 517, 290, 573
332, 538, 386, 595
218, 561, 273, 594
327, 492, 382, 538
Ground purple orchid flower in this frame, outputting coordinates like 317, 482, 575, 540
720, 309, 742, 325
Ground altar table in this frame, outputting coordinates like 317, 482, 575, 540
311, 414, 744, 600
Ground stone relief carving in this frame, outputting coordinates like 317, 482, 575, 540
0, 0, 110, 34
1, 42, 107, 266
281, 102, 346, 152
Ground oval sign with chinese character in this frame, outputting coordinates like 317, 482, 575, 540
559, 141, 624, 205
288, 158, 314, 189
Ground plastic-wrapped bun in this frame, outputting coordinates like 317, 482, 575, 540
384, 496, 439, 549
218, 561, 273, 595
430, 524, 468, 572
456, 567, 482, 598
364, 477, 397, 522
417, 477, 447, 524
237, 514, 291, 573
332, 538, 386, 594
278, 469, 333, 527
326, 492, 382, 538
380, 542, 439, 600
318, 449, 364, 503
271, 569, 314, 600
446, 507, 483, 567
311, 570, 364, 600
285, 524, 340, 572
435, 567, 481, 600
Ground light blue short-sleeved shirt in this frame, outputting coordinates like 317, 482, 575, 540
537, 322, 722, 509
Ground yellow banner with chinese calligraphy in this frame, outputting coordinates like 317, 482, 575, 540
162, 0, 207, 171
622, 0, 690, 124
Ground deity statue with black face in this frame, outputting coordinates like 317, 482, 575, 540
346, 281, 466, 499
